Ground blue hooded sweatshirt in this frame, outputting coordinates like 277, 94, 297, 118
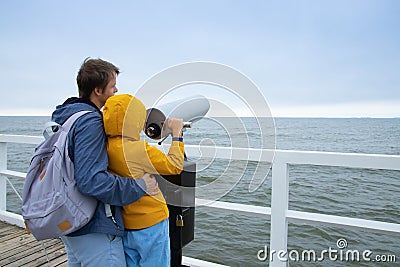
52, 97, 147, 236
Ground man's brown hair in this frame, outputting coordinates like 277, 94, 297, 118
76, 58, 120, 99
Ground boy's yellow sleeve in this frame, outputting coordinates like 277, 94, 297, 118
144, 141, 184, 175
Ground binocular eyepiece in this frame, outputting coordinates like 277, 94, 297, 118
145, 123, 162, 139
145, 122, 192, 139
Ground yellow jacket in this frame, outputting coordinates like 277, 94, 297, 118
103, 94, 184, 229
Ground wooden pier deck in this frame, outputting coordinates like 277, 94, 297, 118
0, 222, 67, 266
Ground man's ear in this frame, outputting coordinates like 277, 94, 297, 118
94, 87, 103, 96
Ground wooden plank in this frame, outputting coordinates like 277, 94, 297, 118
13, 242, 66, 267
0, 239, 60, 265
0, 233, 38, 255
0, 222, 67, 266
0, 237, 57, 260
0, 227, 27, 243
0, 222, 16, 234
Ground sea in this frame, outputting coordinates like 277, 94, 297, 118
0, 116, 399, 266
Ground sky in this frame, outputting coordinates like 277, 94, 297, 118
0, 0, 399, 117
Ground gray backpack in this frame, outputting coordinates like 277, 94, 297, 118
22, 111, 97, 240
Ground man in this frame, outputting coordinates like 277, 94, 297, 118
52, 58, 159, 266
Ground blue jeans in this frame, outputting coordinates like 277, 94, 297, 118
61, 233, 126, 267
123, 219, 170, 267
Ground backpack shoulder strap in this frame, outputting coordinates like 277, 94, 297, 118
42, 111, 92, 140
62, 110, 92, 132
43, 121, 61, 140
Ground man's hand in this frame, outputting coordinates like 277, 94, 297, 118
142, 173, 160, 196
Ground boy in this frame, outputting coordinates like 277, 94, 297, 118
103, 94, 184, 266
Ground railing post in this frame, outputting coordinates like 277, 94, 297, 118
0, 142, 7, 211
269, 160, 289, 266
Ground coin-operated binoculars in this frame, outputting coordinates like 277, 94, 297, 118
145, 95, 210, 267
144, 94, 210, 143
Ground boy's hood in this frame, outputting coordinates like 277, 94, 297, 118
103, 94, 146, 140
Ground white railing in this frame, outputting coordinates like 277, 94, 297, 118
1, 134, 400, 266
